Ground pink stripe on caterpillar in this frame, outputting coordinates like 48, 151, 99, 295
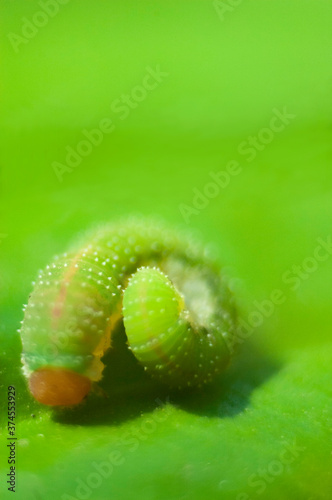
51, 252, 82, 328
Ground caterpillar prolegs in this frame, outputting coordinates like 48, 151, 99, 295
20, 218, 237, 406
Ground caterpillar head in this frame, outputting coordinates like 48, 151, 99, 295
28, 368, 91, 406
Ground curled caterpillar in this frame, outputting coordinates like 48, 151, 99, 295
20, 218, 237, 406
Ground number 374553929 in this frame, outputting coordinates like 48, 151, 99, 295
8, 386, 16, 436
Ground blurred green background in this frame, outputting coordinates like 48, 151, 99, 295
1, 1, 332, 499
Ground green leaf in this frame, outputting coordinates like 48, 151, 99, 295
1, 1, 331, 499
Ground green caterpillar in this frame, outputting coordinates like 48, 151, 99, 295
20, 218, 237, 406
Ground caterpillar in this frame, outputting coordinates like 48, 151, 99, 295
20, 217, 237, 406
